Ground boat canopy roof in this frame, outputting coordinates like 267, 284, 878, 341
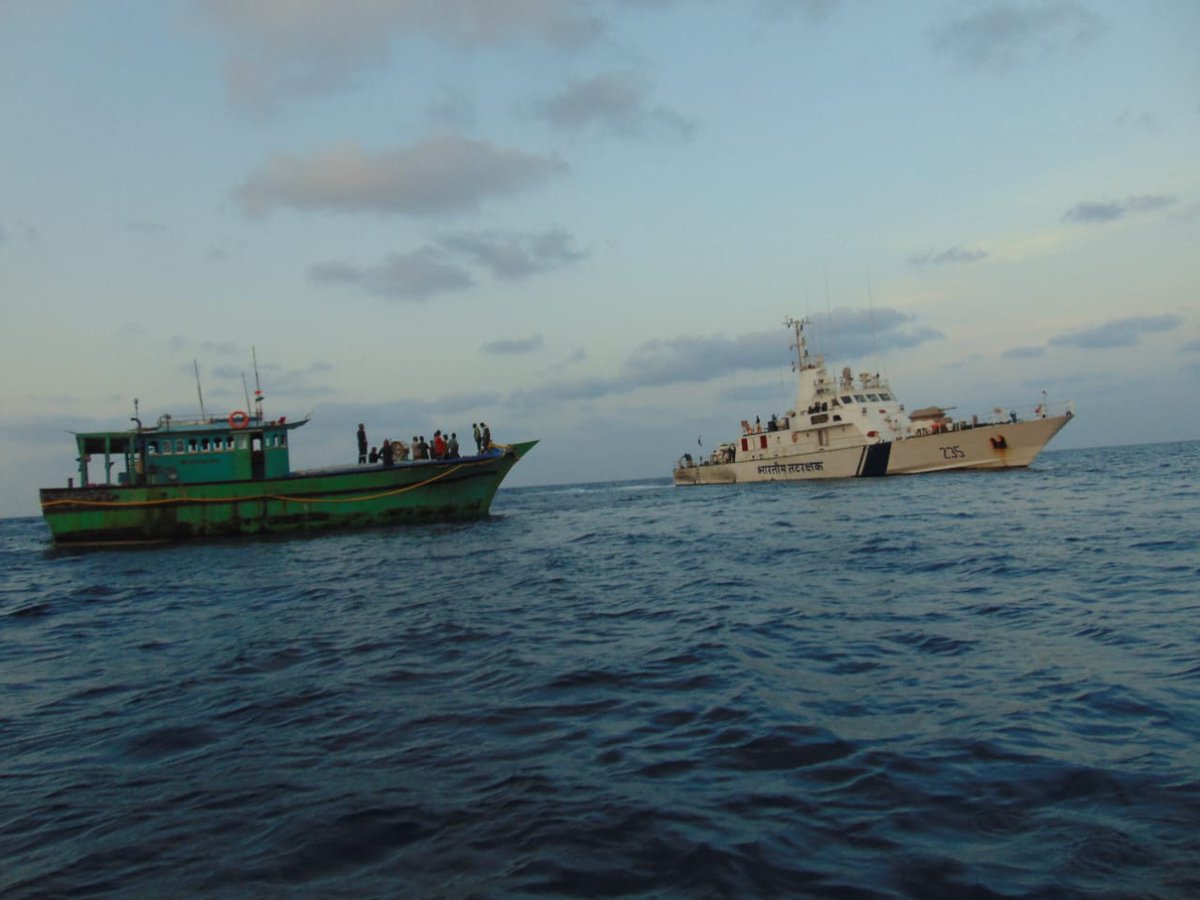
71, 415, 309, 453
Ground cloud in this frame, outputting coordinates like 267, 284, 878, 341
310, 226, 584, 301
802, 308, 945, 359
754, 0, 842, 22
1049, 314, 1183, 350
620, 331, 784, 387
437, 227, 585, 279
504, 310, 943, 409
509, 376, 631, 407
1002, 345, 1046, 359
203, 0, 604, 111
309, 249, 474, 300
126, 220, 168, 235
1062, 194, 1178, 223
0, 220, 39, 245
531, 70, 697, 139
930, 1, 1103, 71
309, 224, 580, 300
1114, 107, 1157, 133
426, 86, 476, 129
236, 135, 568, 218
168, 336, 241, 355
909, 246, 989, 267
482, 335, 544, 355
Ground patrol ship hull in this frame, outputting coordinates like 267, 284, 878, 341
674, 415, 1070, 484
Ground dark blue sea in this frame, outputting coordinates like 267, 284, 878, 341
2, 442, 1198, 898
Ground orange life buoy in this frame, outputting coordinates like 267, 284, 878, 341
228, 410, 250, 430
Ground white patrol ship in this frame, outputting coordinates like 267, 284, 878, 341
674, 317, 1073, 484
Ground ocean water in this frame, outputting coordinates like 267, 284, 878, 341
1, 441, 1198, 898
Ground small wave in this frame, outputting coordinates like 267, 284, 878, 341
120, 724, 218, 761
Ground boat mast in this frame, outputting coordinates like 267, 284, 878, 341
786, 317, 809, 371
194, 360, 208, 421
252, 346, 263, 421
242, 373, 252, 416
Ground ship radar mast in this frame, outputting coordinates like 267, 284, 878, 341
785, 317, 811, 371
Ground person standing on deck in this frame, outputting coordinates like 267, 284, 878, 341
481, 422, 491, 451
472, 423, 482, 455
357, 424, 368, 463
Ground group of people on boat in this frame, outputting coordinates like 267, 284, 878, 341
356, 422, 492, 466
742, 413, 789, 435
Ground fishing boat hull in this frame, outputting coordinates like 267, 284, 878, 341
674, 415, 1070, 484
40, 441, 537, 544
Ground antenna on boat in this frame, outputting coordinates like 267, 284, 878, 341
251, 346, 263, 421
193, 360, 208, 421
785, 316, 809, 370
131, 397, 141, 431
241, 372, 252, 417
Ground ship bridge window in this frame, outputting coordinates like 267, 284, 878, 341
854, 394, 866, 402
841, 396, 853, 405
879, 393, 893, 401
867, 394, 880, 402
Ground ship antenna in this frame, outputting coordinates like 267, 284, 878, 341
194, 360, 208, 421
131, 397, 142, 430
252, 346, 263, 421
242, 372, 252, 416
785, 316, 808, 370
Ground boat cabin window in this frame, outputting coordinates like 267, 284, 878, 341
854, 394, 866, 402
841, 396, 853, 405
867, 394, 880, 402
201, 438, 210, 452
147, 441, 159, 454
879, 393, 893, 401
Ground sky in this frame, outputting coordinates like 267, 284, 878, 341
2, 0, 1198, 518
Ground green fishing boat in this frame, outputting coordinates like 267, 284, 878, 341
39, 402, 536, 545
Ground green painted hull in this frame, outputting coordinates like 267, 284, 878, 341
40, 441, 537, 544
